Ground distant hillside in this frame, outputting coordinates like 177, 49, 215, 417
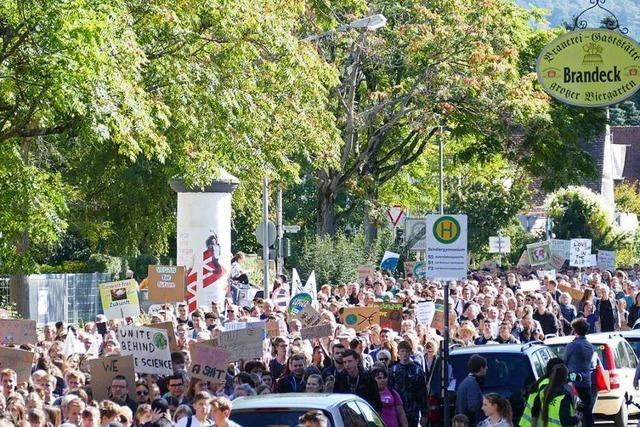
515, 0, 640, 41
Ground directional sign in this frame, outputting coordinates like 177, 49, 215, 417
425, 214, 467, 280
283, 225, 301, 233
489, 236, 511, 254
386, 206, 405, 227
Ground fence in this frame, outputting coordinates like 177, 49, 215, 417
1, 273, 113, 324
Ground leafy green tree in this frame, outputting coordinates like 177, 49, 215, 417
615, 181, 640, 216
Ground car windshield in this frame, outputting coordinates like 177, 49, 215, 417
450, 353, 534, 393
546, 343, 608, 369
230, 409, 333, 427
623, 336, 640, 358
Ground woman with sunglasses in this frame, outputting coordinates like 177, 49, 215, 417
135, 382, 150, 405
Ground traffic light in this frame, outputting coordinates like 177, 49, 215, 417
395, 228, 404, 246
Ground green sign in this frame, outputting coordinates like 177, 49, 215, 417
537, 29, 640, 107
433, 216, 461, 244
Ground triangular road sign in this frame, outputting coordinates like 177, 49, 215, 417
386, 206, 405, 226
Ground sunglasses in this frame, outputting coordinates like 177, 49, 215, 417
136, 390, 149, 396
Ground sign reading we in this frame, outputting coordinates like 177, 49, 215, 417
89, 355, 136, 403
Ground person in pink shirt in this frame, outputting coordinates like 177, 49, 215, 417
372, 367, 408, 427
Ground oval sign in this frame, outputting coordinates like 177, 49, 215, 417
288, 292, 313, 315
537, 29, 640, 107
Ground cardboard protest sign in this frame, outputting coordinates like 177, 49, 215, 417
550, 239, 570, 259
597, 250, 616, 271
117, 325, 172, 375
99, 279, 141, 319
342, 307, 380, 331
0, 347, 34, 383
519, 279, 542, 292
0, 319, 37, 346
416, 300, 436, 326
357, 266, 375, 282
224, 321, 265, 331
570, 239, 592, 267
527, 241, 551, 266
377, 302, 403, 331
300, 323, 333, 340
517, 250, 530, 268
147, 322, 178, 353
190, 343, 231, 382
558, 283, 585, 302
296, 305, 323, 328
266, 318, 288, 338
147, 265, 186, 303
219, 328, 265, 361
89, 355, 136, 403
549, 254, 566, 270
431, 299, 445, 331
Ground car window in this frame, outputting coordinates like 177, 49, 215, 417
450, 353, 535, 391
625, 342, 638, 368
356, 402, 385, 427
340, 402, 367, 427
230, 409, 334, 427
531, 351, 545, 378
552, 343, 610, 370
614, 342, 628, 369
624, 337, 640, 359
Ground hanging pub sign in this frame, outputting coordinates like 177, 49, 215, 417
537, 29, 640, 107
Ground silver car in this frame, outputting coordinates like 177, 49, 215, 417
229, 393, 385, 427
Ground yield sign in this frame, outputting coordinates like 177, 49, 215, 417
386, 205, 405, 226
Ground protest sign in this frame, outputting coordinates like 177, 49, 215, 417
342, 307, 380, 331
272, 287, 290, 311
519, 279, 542, 292
416, 300, 436, 326
549, 254, 566, 270
296, 305, 323, 328
357, 266, 375, 282
117, 325, 172, 375
597, 250, 616, 271
570, 239, 592, 267
558, 283, 585, 302
99, 279, 141, 319
0, 347, 34, 383
431, 299, 445, 331
300, 323, 333, 340
266, 318, 287, 338
588, 254, 598, 267
517, 250, 530, 268
219, 328, 265, 361
288, 293, 313, 315
404, 261, 427, 279
380, 251, 400, 272
0, 309, 9, 319
550, 239, 570, 259
527, 241, 551, 266
147, 265, 186, 303
537, 270, 556, 281
0, 319, 37, 346
89, 355, 136, 403
190, 343, 231, 382
224, 321, 265, 331
147, 321, 178, 353
377, 302, 403, 331
290, 268, 304, 296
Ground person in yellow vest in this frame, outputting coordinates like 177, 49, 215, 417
538, 364, 579, 427
519, 357, 564, 427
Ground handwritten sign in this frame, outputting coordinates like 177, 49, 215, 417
416, 301, 435, 326
519, 279, 542, 292
147, 265, 186, 303
550, 239, 570, 259
0, 347, 34, 383
224, 321, 265, 332
300, 323, 333, 340
296, 305, 323, 328
0, 319, 37, 345
597, 250, 616, 271
190, 343, 231, 382
89, 355, 136, 403
341, 307, 380, 331
147, 321, 178, 353
117, 325, 172, 375
266, 318, 288, 338
99, 279, 140, 319
219, 328, 265, 361
570, 239, 592, 268
377, 302, 403, 331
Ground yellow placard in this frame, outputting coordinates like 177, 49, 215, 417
537, 29, 640, 107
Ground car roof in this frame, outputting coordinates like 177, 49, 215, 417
231, 393, 364, 411
450, 342, 548, 355
610, 330, 640, 339
545, 334, 625, 346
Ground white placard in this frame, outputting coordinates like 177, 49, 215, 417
550, 239, 570, 259
415, 301, 436, 326
569, 239, 592, 267
597, 250, 616, 271
489, 236, 511, 253
425, 215, 468, 280
116, 326, 172, 375
520, 280, 541, 292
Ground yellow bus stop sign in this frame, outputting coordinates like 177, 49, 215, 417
433, 216, 461, 244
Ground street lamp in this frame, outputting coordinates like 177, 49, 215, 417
303, 13, 387, 41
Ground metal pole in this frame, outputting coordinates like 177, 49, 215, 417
438, 126, 444, 215
262, 177, 270, 298
277, 188, 284, 276
443, 280, 450, 427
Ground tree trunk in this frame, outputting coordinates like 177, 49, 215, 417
317, 191, 337, 236
9, 272, 29, 318
364, 206, 378, 250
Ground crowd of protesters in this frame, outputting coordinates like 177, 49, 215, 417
0, 256, 638, 427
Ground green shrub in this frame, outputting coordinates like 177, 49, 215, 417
87, 254, 121, 276
37, 260, 88, 273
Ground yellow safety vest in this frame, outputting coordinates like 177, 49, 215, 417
519, 378, 549, 427
545, 393, 576, 427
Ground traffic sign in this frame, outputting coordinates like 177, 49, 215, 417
386, 206, 405, 227
283, 225, 301, 233
425, 214, 467, 280
254, 221, 276, 247
489, 236, 511, 253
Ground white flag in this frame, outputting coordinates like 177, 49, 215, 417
305, 271, 318, 308
291, 268, 305, 296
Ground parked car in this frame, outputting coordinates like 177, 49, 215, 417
447, 342, 556, 424
229, 393, 385, 427
611, 329, 640, 359
544, 333, 640, 426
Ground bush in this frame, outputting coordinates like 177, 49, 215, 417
87, 254, 121, 276
38, 260, 89, 273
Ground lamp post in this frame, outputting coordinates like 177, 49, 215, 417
303, 14, 387, 41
